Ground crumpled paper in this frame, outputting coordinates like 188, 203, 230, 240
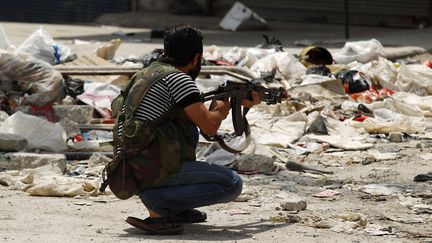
0, 164, 102, 197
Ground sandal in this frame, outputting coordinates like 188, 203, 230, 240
126, 216, 184, 235
414, 173, 432, 182
172, 209, 207, 224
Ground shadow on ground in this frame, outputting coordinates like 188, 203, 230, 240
119, 220, 290, 241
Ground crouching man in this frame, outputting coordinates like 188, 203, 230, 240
113, 24, 260, 234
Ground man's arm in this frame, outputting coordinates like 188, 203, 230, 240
184, 100, 230, 136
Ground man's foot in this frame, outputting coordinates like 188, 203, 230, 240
172, 209, 207, 224
126, 216, 184, 235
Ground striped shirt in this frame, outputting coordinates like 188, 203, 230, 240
115, 72, 201, 154
134, 72, 201, 121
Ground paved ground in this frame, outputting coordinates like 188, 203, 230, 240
1, 12, 432, 60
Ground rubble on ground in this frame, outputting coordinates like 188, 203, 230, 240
0, 26, 432, 240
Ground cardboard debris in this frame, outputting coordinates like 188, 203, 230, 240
58, 54, 129, 89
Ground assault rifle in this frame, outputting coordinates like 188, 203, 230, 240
55, 65, 287, 153
200, 78, 287, 153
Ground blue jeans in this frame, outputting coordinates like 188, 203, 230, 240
139, 161, 243, 217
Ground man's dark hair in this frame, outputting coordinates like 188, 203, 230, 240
160, 24, 203, 66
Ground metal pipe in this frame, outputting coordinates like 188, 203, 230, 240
344, 0, 350, 39
56, 65, 258, 81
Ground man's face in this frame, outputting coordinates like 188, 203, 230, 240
188, 55, 202, 80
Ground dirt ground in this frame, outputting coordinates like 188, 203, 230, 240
1, 141, 431, 243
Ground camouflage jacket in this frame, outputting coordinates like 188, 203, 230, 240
111, 61, 197, 191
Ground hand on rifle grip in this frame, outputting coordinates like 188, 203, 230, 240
209, 99, 231, 119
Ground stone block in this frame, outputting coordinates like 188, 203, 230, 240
280, 196, 307, 211
0, 133, 27, 152
388, 132, 402, 143
8, 152, 66, 171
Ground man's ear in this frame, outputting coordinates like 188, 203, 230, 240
192, 53, 202, 66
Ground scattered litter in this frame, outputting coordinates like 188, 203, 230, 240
0, 50, 65, 106
229, 209, 251, 215
270, 214, 301, 223
95, 39, 122, 60
234, 187, 258, 202
333, 39, 385, 64
313, 189, 341, 198
363, 224, 393, 236
299, 46, 333, 67
74, 201, 93, 206
0, 111, 67, 152
0, 28, 431, 239
335, 69, 371, 94
366, 150, 401, 161
251, 52, 306, 80
76, 82, 121, 118
412, 204, 432, 214
360, 184, 403, 196
383, 215, 424, 224
0, 164, 100, 197
17, 27, 75, 64
311, 221, 332, 229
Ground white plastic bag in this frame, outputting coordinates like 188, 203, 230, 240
0, 50, 64, 106
203, 45, 223, 61
396, 64, 432, 95
251, 52, 306, 80
246, 47, 277, 59
333, 39, 385, 64
18, 27, 72, 64
361, 57, 398, 90
0, 111, 68, 152
222, 46, 246, 64
0, 25, 13, 51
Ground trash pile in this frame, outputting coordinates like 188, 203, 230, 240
0, 24, 431, 239
0, 25, 431, 206
193, 36, 432, 238
195, 37, 432, 174
0, 26, 127, 197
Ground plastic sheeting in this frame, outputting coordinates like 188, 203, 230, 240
333, 39, 385, 64
0, 164, 101, 197
251, 52, 306, 80
251, 111, 308, 147
77, 82, 121, 118
307, 116, 373, 150
0, 50, 64, 106
0, 111, 67, 152
352, 109, 426, 134
17, 27, 73, 65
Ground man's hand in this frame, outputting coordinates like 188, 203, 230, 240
209, 100, 231, 119
184, 100, 231, 137
241, 91, 261, 108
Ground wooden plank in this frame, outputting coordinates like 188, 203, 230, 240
58, 54, 131, 88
